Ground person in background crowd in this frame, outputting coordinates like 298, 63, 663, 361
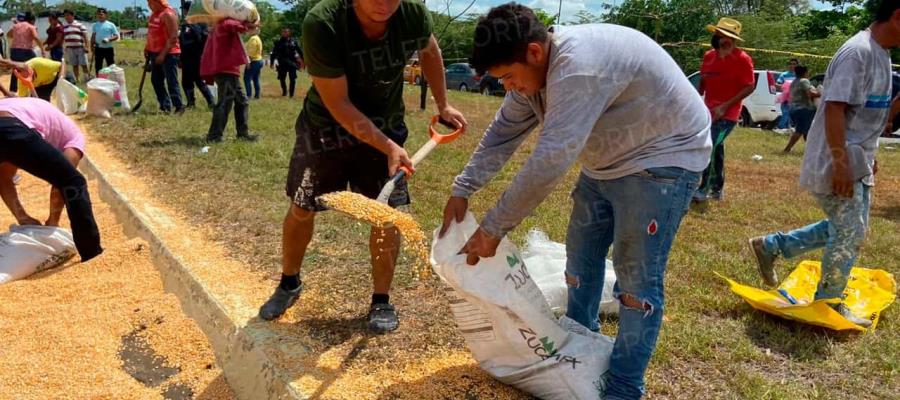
7, 12, 43, 92
782, 65, 819, 153
91, 8, 120, 77
270, 27, 303, 98
179, 0, 214, 109
0, 56, 65, 101
201, 17, 259, 142
45, 12, 65, 62
694, 17, 754, 203
775, 58, 799, 133
244, 30, 264, 100
777, 58, 798, 84
773, 78, 794, 135
0, 96, 102, 262
750, 0, 900, 329
63, 9, 90, 83
146, 0, 185, 114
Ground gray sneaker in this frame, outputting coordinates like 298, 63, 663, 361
368, 303, 399, 334
259, 285, 302, 321
832, 303, 872, 328
749, 237, 778, 287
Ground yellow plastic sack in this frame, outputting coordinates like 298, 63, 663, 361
719, 260, 896, 331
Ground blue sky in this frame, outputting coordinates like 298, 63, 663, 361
67, 0, 834, 23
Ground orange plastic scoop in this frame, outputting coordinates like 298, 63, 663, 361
376, 115, 464, 203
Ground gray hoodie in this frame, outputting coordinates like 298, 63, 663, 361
451, 24, 712, 238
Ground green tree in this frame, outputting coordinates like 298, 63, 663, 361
256, 0, 283, 45
569, 10, 601, 25
532, 8, 558, 26
277, 0, 323, 41
1, 0, 48, 18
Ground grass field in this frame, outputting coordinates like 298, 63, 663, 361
80, 39, 900, 399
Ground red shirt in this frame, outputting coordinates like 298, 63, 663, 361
46, 24, 64, 49
700, 48, 754, 122
146, 6, 181, 54
200, 18, 251, 79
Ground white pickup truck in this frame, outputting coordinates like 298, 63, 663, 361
688, 70, 784, 128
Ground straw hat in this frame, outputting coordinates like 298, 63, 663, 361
706, 17, 744, 42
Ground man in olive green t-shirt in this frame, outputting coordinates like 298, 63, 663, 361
259, 0, 467, 333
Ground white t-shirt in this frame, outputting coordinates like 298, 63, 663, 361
799, 30, 893, 194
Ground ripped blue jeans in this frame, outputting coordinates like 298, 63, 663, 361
761, 181, 870, 301
565, 168, 699, 400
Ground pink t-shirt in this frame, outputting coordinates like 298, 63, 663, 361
10, 22, 38, 50
777, 80, 793, 104
0, 97, 85, 154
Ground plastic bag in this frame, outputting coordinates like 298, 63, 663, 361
719, 260, 896, 331
198, 0, 260, 23
0, 225, 76, 285
86, 78, 120, 118
53, 79, 87, 115
207, 84, 218, 103
431, 213, 613, 400
98, 64, 131, 111
522, 229, 618, 316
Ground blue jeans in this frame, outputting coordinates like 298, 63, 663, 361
148, 52, 183, 111
778, 102, 792, 129
762, 182, 870, 300
564, 168, 699, 400
698, 119, 737, 195
244, 60, 264, 99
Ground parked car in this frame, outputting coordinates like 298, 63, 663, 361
444, 62, 506, 96
687, 69, 783, 128
480, 75, 506, 96
445, 63, 480, 92
404, 61, 423, 85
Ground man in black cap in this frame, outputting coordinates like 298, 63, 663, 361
178, 0, 214, 108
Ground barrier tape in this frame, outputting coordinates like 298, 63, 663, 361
661, 41, 900, 67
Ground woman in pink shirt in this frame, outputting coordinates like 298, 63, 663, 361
6, 12, 43, 93
0, 97, 102, 261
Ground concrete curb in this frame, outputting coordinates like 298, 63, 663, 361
80, 155, 305, 400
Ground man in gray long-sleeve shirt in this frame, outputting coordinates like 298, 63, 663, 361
439, 4, 710, 399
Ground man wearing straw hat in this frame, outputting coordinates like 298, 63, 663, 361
693, 17, 755, 203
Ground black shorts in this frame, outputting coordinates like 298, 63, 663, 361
790, 107, 815, 139
285, 112, 410, 212
35, 75, 59, 102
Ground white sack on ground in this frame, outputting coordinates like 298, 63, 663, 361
431, 213, 614, 400
0, 225, 76, 284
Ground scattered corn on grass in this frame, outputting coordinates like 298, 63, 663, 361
319, 191, 431, 278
